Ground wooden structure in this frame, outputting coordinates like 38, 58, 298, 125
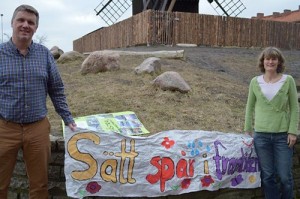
132, 0, 199, 15
73, 10, 300, 53
253, 7, 300, 23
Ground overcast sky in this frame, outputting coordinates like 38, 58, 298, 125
1, 0, 299, 52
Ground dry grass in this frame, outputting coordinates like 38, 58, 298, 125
47, 46, 300, 137
47, 51, 249, 136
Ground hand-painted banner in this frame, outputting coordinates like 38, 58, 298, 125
64, 113, 260, 198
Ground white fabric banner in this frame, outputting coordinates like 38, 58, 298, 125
64, 113, 260, 198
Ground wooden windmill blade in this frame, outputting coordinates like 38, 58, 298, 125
207, 0, 246, 17
168, 0, 177, 12
94, 0, 132, 26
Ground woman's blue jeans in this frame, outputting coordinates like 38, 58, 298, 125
254, 132, 294, 199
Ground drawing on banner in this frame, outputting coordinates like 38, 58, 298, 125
63, 111, 150, 136
64, 112, 260, 198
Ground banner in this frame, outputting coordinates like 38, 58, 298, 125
64, 112, 260, 198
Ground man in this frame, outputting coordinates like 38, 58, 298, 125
0, 4, 76, 198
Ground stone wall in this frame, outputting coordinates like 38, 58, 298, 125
8, 135, 300, 199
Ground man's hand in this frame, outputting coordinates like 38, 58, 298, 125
68, 122, 77, 132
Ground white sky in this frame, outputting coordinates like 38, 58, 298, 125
0, 0, 299, 52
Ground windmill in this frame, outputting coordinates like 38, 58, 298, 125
94, 0, 246, 26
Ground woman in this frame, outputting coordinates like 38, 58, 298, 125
244, 47, 299, 199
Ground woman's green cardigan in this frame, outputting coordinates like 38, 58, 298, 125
244, 75, 299, 135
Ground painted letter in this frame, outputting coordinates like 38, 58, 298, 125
146, 156, 162, 184
67, 132, 100, 180
176, 159, 188, 178
146, 157, 175, 192
101, 159, 118, 183
115, 139, 138, 184
161, 157, 175, 192
213, 140, 227, 180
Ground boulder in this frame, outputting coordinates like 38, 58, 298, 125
57, 51, 85, 64
152, 71, 191, 93
50, 46, 64, 59
80, 51, 120, 75
135, 57, 161, 75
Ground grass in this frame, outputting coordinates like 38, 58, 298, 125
47, 46, 300, 137
47, 50, 248, 137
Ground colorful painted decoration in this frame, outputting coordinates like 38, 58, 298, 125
64, 112, 260, 198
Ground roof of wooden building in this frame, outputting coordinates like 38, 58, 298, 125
252, 5, 300, 23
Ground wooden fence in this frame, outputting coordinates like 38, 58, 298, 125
73, 10, 300, 53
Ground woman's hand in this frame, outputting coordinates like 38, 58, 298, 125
245, 131, 253, 137
287, 133, 297, 148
